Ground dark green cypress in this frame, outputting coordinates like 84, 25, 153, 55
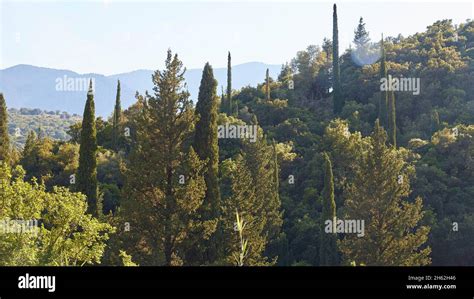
220, 86, 226, 113
266, 68, 271, 101
77, 80, 99, 216
193, 62, 221, 263
332, 4, 343, 114
320, 152, 338, 266
112, 80, 122, 151
431, 110, 440, 134
379, 35, 389, 128
0, 93, 10, 164
272, 140, 279, 204
388, 90, 397, 147
227, 51, 233, 115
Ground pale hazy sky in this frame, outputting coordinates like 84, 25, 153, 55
1, 0, 473, 75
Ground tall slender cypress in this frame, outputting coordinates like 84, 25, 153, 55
431, 109, 440, 134
0, 93, 10, 163
112, 80, 122, 151
379, 35, 389, 128
332, 4, 343, 114
193, 62, 221, 263
220, 86, 226, 113
388, 90, 397, 147
227, 52, 233, 115
272, 140, 279, 204
320, 152, 338, 266
265, 68, 271, 101
77, 80, 99, 216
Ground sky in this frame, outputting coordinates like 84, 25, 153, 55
1, 0, 473, 75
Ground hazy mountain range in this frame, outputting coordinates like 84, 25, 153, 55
0, 62, 281, 117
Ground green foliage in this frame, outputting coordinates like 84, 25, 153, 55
77, 81, 99, 217
3, 11, 474, 267
411, 125, 474, 265
222, 154, 272, 265
320, 152, 338, 265
379, 36, 389, 128
112, 80, 122, 151
339, 121, 431, 265
354, 17, 370, 48
120, 50, 216, 266
388, 91, 397, 147
192, 63, 222, 264
19, 136, 79, 189
0, 94, 10, 163
9, 108, 81, 148
0, 163, 113, 266
332, 4, 344, 114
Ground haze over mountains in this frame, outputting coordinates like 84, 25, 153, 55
0, 62, 281, 117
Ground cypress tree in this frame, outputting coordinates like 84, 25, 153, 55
77, 80, 99, 216
193, 62, 221, 263
272, 140, 279, 205
388, 90, 397, 147
332, 4, 343, 114
320, 152, 338, 266
227, 51, 233, 115
0, 93, 10, 164
112, 80, 122, 151
379, 35, 389, 128
220, 86, 226, 113
431, 110, 440, 134
265, 68, 271, 101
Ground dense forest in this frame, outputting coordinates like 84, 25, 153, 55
0, 5, 473, 266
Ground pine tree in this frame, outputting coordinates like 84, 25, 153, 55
354, 17, 370, 48
222, 123, 283, 265
121, 50, 214, 266
242, 126, 282, 260
388, 90, 397, 147
339, 120, 431, 266
223, 154, 270, 265
379, 35, 389, 128
77, 80, 99, 217
192, 62, 221, 263
227, 51, 233, 115
332, 4, 343, 114
320, 152, 338, 266
265, 68, 271, 101
112, 80, 122, 151
0, 93, 10, 164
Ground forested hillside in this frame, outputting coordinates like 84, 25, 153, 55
1, 5, 473, 266
8, 108, 81, 147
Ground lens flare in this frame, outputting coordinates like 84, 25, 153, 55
351, 43, 382, 66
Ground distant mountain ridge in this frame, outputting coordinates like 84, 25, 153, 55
0, 62, 281, 117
